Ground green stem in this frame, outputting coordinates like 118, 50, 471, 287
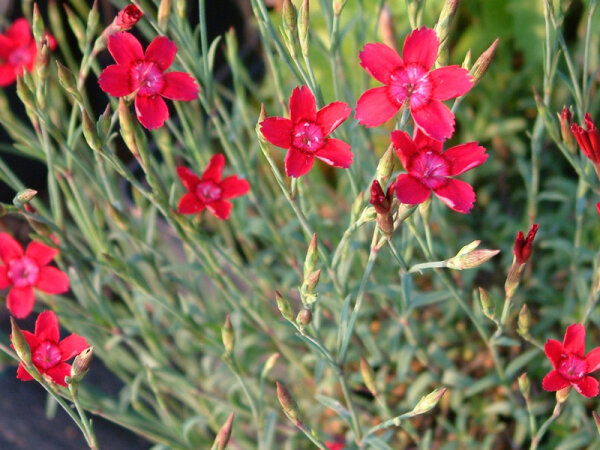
530, 401, 562, 450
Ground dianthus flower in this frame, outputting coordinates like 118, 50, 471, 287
325, 442, 344, 450
571, 113, 600, 172
0, 18, 56, 87
356, 27, 473, 141
177, 154, 250, 220
0, 233, 69, 318
12, 310, 89, 387
101, 4, 144, 41
391, 128, 487, 213
543, 323, 600, 398
98, 32, 198, 130
260, 86, 353, 177
513, 224, 539, 265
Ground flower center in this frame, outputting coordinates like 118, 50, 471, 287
32, 341, 62, 370
8, 46, 32, 67
409, 151, 450, 189
557, 354, 587, 381
7, 256, 39, 288
292, 122, 325, 153
131, 61, 165, 96
388, 64, 433, 109
195, 180, 222, 203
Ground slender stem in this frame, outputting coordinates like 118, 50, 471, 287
339, 369, 362, 442
530, 401, 562, 450
68, 382, 99, 450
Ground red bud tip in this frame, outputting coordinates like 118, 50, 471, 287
513, 223, 539, 265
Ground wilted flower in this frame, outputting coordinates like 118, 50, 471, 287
513, 224, 539, 265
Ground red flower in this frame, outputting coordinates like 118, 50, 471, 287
543, 323, 600, 398
98, 32, 198, 130
0, 234, 69, 319
177, 154, 250, 220
571, 113, 600, 165
513, 224, 539, 265
260, 86, 353, 177
391, 128, 487, 213
0, 18, 56, 87
325, 442, 344, 450
356, 27, 473, 141
12, 310, 89, 387
370, 179, 394, 214
115, 4, 144, 31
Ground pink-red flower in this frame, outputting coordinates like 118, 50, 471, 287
370, 179, 394, 215
391, 128, 487, 213
98, 32, 198, 130
325, 442, 344, 450
0, 18, 56, 87
260, 86, 353, 177
543, 323, 600, 398
115, 4, 143, 30
0, 233, 69, 319
571, 113, 600, 166
12, 310, 89, 387
356, 27, 473, 141
177, 154, 250, 220
513, 224, 539, 265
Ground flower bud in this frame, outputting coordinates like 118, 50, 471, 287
479, 287, 495, 320
471, 38, 499, 82
435, 0, 459, 65
118, 98, 141, 161
299, 0, 310, 57
556, 385, 571, 403
446, 241, 500, 270
514, 224, 539, 266
302, 269, 321, 294
370, 180, 391, 215
376, 146, 395, 187
360, 355, 377, 396
115, 4, 143, 31
378, 5, 397, 51
296, 308, 312, 328
222, 315, 234, 356
16, 76, 35, 110
35, 40, 51, 85
98, 104, 112, 138
70, 346, 93, 382
13, 189, 37, 207
82, 109, 102, 153
56, 61, 83, 104
303, 233, 318, 279
518, 372, 530, 399
283, 0, 298, 32
10, 317, 32, 365
461, 49, 472, 70
261, 352, 280, 379
558, 106, 577, 153
276, 381, 301, 424
517, 304, 531, 336
32, 4, 45, 45
213, 412, 234, 450
158, 0, 173, 30
410, 387, 447, 416
275, 291, 295, 322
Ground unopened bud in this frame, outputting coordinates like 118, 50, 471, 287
118, 98, 141, 160
593, 411, 600, 436
56, 61, 82, 104
115, 4, 143, 31
446, 241, 500, 270
471, 38, 499, 82
98, 104, 112, 138
275, 291, 295, 322
479, 287, 494, 320
376, 146, 395, 187
158, 0, 172, 30
10, 317, 32, 365
222, 315, 234, 355
14, 189, 37, 207
410, 387, 447, 416
16, 76, 35, 110
213, 412, 234, 450
517, 304, 531, 336
283, 0, 298, 32
296, 308, 312, 328
304, 233, 318, 278
360, 355, 377, 396
276, 382, 301, 424
462, 49, 472, 70
559, 107, 577, 153
70, 346, 93, 382
514, 224, 539, 266
32, 4, 45, 44
176, 0, 186, 19
556, 385, 571, 403
378, 6, 397, 51
86, 1, 100, 42
82, 110, 102, 152
435, 0, 459, 65
299, 0, 310, 56
36, 40, 51, 83
505, 262, 523, 300
518, 372, 530, 399
64, 6, 86, 45
261, 352, 280, 379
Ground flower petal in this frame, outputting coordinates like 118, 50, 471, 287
59, 334, 89, 361
135, 95, 169, 130
35, 310, 60, 343
0, 265, 10, 289
290, 86, 317, 123
443, 142, 488, 176
178, 193, 205, 214
413, 128, 443, 153
573, 376, 599, 398
0, 36, 12, 59
0, 63, 17, 87
220, 176, 250, 199
542, 370, 570, 392
98, 64, 133, 97
545, 339, 566, 369
25, 241, 58, 267
161, 72, 198, 101
207, 200, 233, 220
315, 138, 353, 168
402, 27, 439, 71
563, 323, 586, 357
411, 100, 455, 141
36, 266, 70, 294
430, 66, 474, 101
44, 362, 71, 387
260, 117, 293, 149
355, 86, 399, 128
433, 178, 476, 214
7, 287, 35, 319
359, 43, 403, 84
145, 36, 177, 71
6, 19, 32, 45
176, 166, 200, 192
0, 233, 24, 263
21, 330, 39, 350
202, 154, 225, 182
316, 102, 351, 136
16, 363, 34, 381
391, 130, 418, 170
108, 32, 143, 66
586, 347, 600, 373
285, 148, 315, 178
394, 173, 431, 205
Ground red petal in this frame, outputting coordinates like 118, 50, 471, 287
202, 154, 225, 182
0, 265, 10, 289
573, 376, 599, 398
36, 266, 70, 294
586, 347, 600, 373
391, 130, 418, 170
563, 323, 586, 357
108, 32, 143, 66
135, 95, 169, 130
394, 174, 431, 205
315, 138, 353, 168
176, 166, 201, 191
430, 66, 474, 101
59, 334, 89, 361
178, 193, 205, 214
161, 72, 198, 101
260, 117, 293, 148
21, 330, 39, 350
355, 86, 399, 127
412, 100, 455, 141
402, 27, 439, 71
0, 233, 24, 263
542, 370, 570, 391
359, 43, 403, 84
35, 310, 60, 343
220, 176, 250, 199
413, 128, 443, 153
207, 200, 233, 220
7, 287, 35, 319
98, 64, 133, 97
0, 36, 12, 59
6, 19, 32, 46
443, 142, 488, 176
290, 86, 317, 123
44, 362, 71, 387
16, 363, 34, 381
0, 63, 17, 87
316, 102, 351, 136
25, 241, 58, 267
433, 178, 476, 214
285, 148, 315, 177
145, 36, 177, 71
544, 339, 565, 369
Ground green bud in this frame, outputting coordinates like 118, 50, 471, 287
13, 189, 37, 207
70, 346, 93, 383
471, 38, 499, 82
64, 5, 86, 47
505, 262, 523, 300
518, 372, 530, 399
10, 317, 32, 365
558, 106, 577, 153
296, 308, 312, 328
82, 109, 102, 152
434, 0, 459, 66
16, 76, 35, 110
303, 233, 318, 278
275, 291, 295, 322
261, 352, 280, 379
410, 387, 447, 416
517, 304, 531, 336
118, 98, 141, 161
283, 0, 298, 32
86, 1, 100, 42
158, 0, 173, 30
222, 315, 234, 356
376, 146, 395, 187
446, 241, 500, 270
299, 0, 309, 57
360, 355, 377, 396
56, 61, 83, 104
479, 287, 495, 320
98, 104, 112, 138
36, 40, 51, 84
176, 0, 187, 20
556, 386, 571, 404
32, 4, 45, 44
462, 49, 472, 70
212, 412, 234, 450
276, 382, 301, 424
